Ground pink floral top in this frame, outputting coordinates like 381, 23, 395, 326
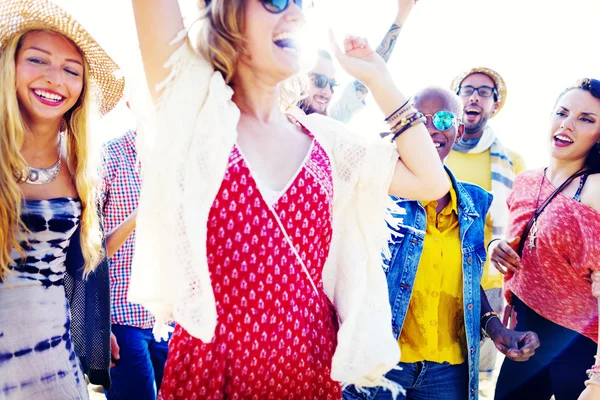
505, 168, 600, 342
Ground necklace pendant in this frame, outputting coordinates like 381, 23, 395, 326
528, 218, 538, 251
20, 133, 62, 185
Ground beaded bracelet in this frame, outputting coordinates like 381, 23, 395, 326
390, 112, 420, 134
587, 363, 600, 381
480, 311, 501, 339
388, 107, 417, 129
481, 311, 499, 322
390, 113, 426, 142
385, 98, 412, 124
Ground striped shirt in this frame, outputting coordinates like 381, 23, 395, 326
101, 130, 154, 328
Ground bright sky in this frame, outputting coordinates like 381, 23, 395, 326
56, 0, 600, 169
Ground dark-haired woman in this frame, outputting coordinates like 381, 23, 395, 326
491, 78, 600, 400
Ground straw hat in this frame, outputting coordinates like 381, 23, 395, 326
450, 67, 507, 117
0, 0, 124, 116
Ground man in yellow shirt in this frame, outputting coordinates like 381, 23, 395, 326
447, 68, 526, 388
343, 87, 539, 400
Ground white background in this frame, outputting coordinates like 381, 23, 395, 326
57, 0, 600, 169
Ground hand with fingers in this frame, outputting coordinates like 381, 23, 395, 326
577, 271, 600, 399
485, 307, 539, 362
492, 328, 540, 362
490, 236, 522, 275
396, 0, 419, 25
110, 332, 120, 368
329, 30, 387, 87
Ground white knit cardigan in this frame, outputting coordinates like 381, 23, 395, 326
128, 38, 402, 389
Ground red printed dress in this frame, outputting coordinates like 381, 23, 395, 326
159, 128, 341, 400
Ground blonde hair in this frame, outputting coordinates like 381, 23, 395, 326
0, 30, 103, 279
195, 1, 305, 110
195, 0, 246, 84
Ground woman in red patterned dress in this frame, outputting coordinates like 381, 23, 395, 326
490, 79, 600, 400
128, 0, 450, 398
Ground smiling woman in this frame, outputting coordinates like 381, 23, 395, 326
15, 31, 85, 130
0, 0, 124, 397
491, 79, 600, 399
128, 0, 449, 398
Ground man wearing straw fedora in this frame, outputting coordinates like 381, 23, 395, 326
0, 0, 124, 397
447, 68, 526, 394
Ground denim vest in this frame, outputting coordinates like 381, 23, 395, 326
344, 168, 492, 400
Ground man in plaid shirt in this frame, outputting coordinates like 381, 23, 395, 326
101, 129, 170, 399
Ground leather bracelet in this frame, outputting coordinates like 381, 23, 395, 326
385, 98, 412, 123
387, 107, 417, 129
487, 238, 501, 253
480, 311, 500, 338
484, 315, 501, 333
390, 111, 425, 133
390, 116, 426, 142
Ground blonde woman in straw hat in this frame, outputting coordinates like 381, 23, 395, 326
128, 0, 451, 398
0, 0, 124, 397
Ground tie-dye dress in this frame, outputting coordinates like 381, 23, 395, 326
0, 198, 88, 399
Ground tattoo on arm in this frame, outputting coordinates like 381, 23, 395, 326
376, 23, 403, 63
352, 23, 403, 100
354, 81, 368, 102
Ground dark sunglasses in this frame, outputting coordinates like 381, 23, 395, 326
205, 0, 303, 13
423, 110, 460, 131
309, 73, 339, 93
457, 85, 497, 98
581, 78, 600, 99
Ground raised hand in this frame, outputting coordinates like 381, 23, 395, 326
329, 30, 388, 88
396, 0, 419, 25
490, 236, 522, 275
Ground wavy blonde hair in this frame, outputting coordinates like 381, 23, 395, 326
194, 0, 304, 109
195, 0, 246, 84
0, 30, 103, 279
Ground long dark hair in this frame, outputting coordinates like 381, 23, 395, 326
555, 78, 600, 172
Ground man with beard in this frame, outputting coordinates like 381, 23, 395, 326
298, 0, 417, 123
447, 68, 526, 396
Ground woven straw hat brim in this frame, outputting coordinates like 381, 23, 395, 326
450, 67, 507, 117
0, 0, 124, 116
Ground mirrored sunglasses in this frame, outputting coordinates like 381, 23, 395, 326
423, 110, 460, 131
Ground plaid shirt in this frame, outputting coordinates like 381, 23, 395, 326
101, 130, 154, 329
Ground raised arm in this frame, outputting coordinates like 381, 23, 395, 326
353, 0, 416, 100
130, 0, 186, 100
330, 32, 448, 200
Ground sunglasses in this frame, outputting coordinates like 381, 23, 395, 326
423, 110, 460, 131
205, 0, 303, 13
581, 78, 600, 99
309, 73, 339, 93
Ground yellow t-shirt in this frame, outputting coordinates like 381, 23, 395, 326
399, 186, 467, 364
446, 148, 526, 289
